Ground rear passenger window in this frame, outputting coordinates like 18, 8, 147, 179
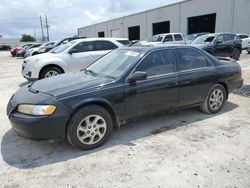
174, 34, 183, 41
176, 48, 209, 71
135, 50, 175, 77
223, 34, 235, 41
163, 35, 174, 42
74, 41, 94, 52
238, 35, 249, 39
95, 41, 118, 51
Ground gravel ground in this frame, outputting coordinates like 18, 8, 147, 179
0, 51, 250, 188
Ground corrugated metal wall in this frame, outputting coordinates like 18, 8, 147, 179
78, 0, 250, 39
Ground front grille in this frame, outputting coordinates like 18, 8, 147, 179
233, 84, 250, 97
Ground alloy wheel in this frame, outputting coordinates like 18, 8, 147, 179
209, 89, 224, 111
76, 115, 107, 145
45, 70, 59, 78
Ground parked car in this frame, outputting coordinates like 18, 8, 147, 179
146, 33, 185, 45
16, 44, 42, 58
247, 47, 250, 54
0, 45, 11, 51
185, 32, 209, 44
236, 33, 250, 51
37, 37, 86, 55
22, 38, 129, 80
24, 41, 56, 57
10, 44, 33, 57
191, 33, 242, 60
7, 45, 243, 150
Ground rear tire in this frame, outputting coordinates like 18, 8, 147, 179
200, 84, 227, 114
232, 48, 241, 60
67, 105, 113, 150
40, 66, 63, 79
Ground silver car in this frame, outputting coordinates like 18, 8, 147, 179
22, 38, 130, 81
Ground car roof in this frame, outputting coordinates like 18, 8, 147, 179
155, 33, 183, 36
121, 44, 198, 53
72, 38, 129, 43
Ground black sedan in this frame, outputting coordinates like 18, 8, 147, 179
7, 45, 243, 150
191, 33, 242, 60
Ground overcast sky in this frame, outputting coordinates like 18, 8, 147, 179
0, 0, 181, 40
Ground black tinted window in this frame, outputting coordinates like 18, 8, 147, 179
223, 34, 235, 41
176, 48, 208, 71
135, 50, 174, 77
95, 41, 118, 51
74, 42, 94, 53
163, 35, 174, 42
117, 40, 131, 45
238, 35, 249, 39
174, 34, 183, 41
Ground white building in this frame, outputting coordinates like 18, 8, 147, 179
78, 0, 250, 40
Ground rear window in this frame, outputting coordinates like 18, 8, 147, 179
176, 48, 209, 71
95, 41, 118, 51
174, 34, 183, 41
117, 40, 131, 46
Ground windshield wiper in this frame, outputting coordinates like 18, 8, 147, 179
85, 69, 98, 76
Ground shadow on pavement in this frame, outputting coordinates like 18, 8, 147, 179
1, 102, 238, 169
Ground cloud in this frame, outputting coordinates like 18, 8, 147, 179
0, 0, 181, 40
85, 11, 101, 21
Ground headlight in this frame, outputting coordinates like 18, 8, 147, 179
39, 48, 47, 53
17, 105, 56, 116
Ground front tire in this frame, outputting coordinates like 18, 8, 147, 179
40, 66, 62, 79
201, 84, 227, 114
67, 105, 113, 150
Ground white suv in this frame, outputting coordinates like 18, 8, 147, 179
146, 33, 185, 45
22, 38, 130, 80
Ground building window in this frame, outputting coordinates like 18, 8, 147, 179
98, 31, 105, 38
128, 26, 140, 41
152, 21, 170, 35
188, 13, 216, 34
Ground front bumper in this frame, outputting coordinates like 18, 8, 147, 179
22, 62, 39, 80
7, 85, 72, 140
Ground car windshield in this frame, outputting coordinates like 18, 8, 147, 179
51, 41, 77, 53
148, 35, 164, 42
86, 49, 143, 79
191, 35, 216, 44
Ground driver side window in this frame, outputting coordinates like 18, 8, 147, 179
73, 41, 94, 53
135, 49, 175, 77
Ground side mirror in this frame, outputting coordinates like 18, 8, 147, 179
127, 71, 147, 83
215, 39, 223, 44
69, 48, 77, 54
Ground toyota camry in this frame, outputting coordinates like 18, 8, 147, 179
7, 45, 243, 150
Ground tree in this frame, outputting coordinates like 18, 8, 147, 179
20, 34, 36, 42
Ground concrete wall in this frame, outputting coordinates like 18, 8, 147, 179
78, 0, 250, 39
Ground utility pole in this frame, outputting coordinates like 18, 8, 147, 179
34, 29, 37, 40
45, 14, 50, 41
40, 15, 45, 41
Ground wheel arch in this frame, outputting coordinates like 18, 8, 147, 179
217, 81, 229, 99
39, 64, 65, 79
68, 99, 119, 130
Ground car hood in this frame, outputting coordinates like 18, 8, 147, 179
30, 71, 115, 99
25, 52, 56, 62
